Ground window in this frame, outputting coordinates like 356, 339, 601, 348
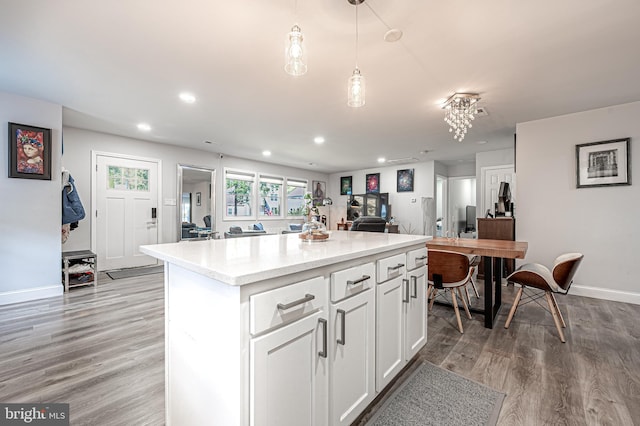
225, 169, 255, 219
258, 175, 283, 218
107, 166, 149, 191
286, 178, 308, 217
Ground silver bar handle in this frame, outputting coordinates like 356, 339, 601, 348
337, 309, 346, 345
402, 279, 410, 303
416, 255, 427, 261
347, 275, 371, 286
318, 318, 327, 358
388, 263, 405, 271
411, 275, 418, 299
277, 294, 315, 310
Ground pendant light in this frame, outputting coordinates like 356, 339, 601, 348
285, 1, 307, 76
347, 0, 365, 107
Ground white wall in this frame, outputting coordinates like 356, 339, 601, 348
0, 92, 63, 304
329, 161, 436, 234
62, 127, 329, 250
516, 101, 640, 304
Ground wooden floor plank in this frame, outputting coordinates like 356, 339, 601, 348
1, 274, 639, 425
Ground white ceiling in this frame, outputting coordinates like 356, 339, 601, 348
2, 0, 640, 172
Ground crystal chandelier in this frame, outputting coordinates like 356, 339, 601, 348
347, 0, 365, 107
442, 93, 480, 142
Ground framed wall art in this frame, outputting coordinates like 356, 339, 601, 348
576, 138, 630, 188
397, 168, 414, 192
366, 173, 380, 194
312, 180, 326, 206
196, 192, 202, 206
8, 122, 52, 180
340, 176, 352, 195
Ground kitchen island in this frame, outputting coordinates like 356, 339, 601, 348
141, 231, 431, 426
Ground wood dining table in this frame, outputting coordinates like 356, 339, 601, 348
426, 237, 528, 329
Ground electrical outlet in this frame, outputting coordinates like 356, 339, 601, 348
411, 198, 416, 203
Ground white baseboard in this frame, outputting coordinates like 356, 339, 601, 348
570, 285, 640, 305
0, 285, 63, 306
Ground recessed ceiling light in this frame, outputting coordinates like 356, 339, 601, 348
477, 140, 487, 144
262, 150, 271, 157
179, 92, 196, 103
314, 136, 325, 144
377, 157, 386, 163
137, 123, 151, 132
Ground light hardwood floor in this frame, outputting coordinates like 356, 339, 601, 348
1, 273, 639, 425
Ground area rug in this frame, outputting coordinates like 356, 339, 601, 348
106, 265, 164, 280
366, 362, 505, 426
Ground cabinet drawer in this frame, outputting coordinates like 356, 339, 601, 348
250, 276, 326, 335
406, 247, 427, 271
330, 263, 375, 303
376, 253, 406, 283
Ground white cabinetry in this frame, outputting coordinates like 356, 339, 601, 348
375, 248, 428, 392
375, 253, 407, 392
250, 277, 328, 426
405, 248, 428, 361
329, 263, 375, 426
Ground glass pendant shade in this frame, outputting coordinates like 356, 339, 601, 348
347, 68, 365, 107
285, 25, 307, 76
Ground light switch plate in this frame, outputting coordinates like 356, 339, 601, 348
164, 198, 176, 206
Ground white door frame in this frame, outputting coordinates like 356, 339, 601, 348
480, 165, 515, 217
91, 150, 163, 256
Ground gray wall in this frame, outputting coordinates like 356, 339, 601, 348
516, 101, 640, 304
0, 92, 63, 304
62, 127, 329, 252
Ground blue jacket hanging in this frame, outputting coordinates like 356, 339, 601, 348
62, 174, 86, 224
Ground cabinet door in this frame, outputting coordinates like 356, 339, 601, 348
405, 265, 427, 361
251, 311, 328, 426
375, 275, 405, 392
330, 289, 375, 426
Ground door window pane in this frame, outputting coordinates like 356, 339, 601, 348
108, 166, 149, 191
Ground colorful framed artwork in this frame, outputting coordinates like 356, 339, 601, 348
312, 180, 326, 206
397, 168, 414, 192
576, 138, 631, 188
340, 176, 352, 195
8, 122, 52, 180
366, 173, 380, 194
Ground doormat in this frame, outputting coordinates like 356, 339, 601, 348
366, 362, 505, 426
106, 265, 164, 280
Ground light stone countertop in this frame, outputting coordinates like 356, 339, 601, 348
141, 232, 431, 286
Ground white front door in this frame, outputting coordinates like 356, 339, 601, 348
481, 166, 516, 217
95, 153, 160, 270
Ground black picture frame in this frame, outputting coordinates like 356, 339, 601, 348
8, 122, 52, 180
396, 169, 414, 192
366, 173, 380, 194
196, 192, 202, 206
340, 176, 352, 195
576, 138, 631, 188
